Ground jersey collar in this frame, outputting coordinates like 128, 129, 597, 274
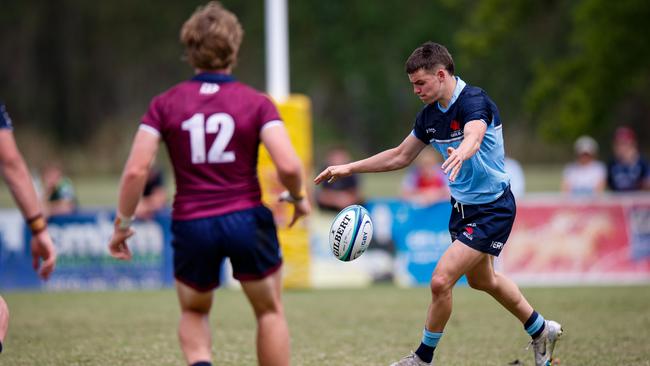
437, 76, 466, 113
191, 72, 236, 83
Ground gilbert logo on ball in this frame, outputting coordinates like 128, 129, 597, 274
329, 205, 373, 262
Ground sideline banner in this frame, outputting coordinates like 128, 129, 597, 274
308, 200, 455, 288
501, 195, 650, 284
365, 199, 459, 286
0, 210, 172, 290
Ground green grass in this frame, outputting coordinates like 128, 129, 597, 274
3, 285, 650, 365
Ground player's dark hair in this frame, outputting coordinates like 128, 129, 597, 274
405, 42, 454, 75
180, 1, 243, 71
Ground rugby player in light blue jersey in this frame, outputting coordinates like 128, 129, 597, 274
315, 42, 562, 366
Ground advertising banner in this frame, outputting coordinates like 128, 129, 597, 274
0, 210, 172, 291
366, 199, 457, 286
501, 197, 650, 284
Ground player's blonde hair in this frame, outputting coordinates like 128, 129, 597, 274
180, 1, 243, 71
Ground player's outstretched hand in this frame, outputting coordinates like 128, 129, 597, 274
279, 191, 311, 228
31, 230, 57, 280
442, 146, 466, 182
314, 164, 352, 185
108, 227, 135, 261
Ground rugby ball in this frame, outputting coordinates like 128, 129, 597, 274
329, 205, 373, 261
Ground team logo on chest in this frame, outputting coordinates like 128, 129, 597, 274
450, 119, 462, 138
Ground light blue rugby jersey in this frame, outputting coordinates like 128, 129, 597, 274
411, 77, 509, 204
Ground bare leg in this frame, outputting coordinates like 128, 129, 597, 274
176, 281, 214, 365
425, 241, 486, 332
465, 255, 533, 323
240, 269, 289, 366
0, 295, 8, 344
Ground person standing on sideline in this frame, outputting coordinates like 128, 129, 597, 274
0, 102, 57, 354
106, 3, 310, 366
314, 42, 562, 366
607, 126, 649, 191
561, 135, 606, 196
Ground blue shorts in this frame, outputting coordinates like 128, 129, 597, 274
449, 186, 516, 256
171, 205, 282, 291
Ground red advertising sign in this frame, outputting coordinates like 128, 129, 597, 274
501, 197, 650, 284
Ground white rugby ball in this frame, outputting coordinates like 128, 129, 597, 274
329, 205, 373, 262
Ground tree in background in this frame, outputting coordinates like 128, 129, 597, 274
457, 0, 650, 156
1, 0, 648, 171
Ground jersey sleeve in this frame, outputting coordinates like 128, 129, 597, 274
140, 95, 165, 136
0, 103, 14, 130
411, 109, 429, 144
460, 90, 491, 126
257, 95, 283, 131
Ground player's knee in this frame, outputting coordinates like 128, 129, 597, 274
467, 276, 496, 292
181, 298, 212, 314
250, 297, 283, 319
429, 274, 452, 296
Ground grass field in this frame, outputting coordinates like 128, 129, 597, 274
3, 285, 649, 366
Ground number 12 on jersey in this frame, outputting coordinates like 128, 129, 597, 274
182, 113, 236, 164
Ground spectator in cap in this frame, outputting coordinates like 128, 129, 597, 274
607, 126, 649, 191
561, 135, 607, 196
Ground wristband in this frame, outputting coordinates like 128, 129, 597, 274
26, 214, 47, 235
279, 190, 304, 204
115, 214, 135, 230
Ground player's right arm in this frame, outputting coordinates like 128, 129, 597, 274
108, 129, 160, 260
260, 123, 310, 227
314, 134, 426, 185
0, 129, 56, 279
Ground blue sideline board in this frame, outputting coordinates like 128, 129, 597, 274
0, 210, 173, 290
365, 199, 466, 286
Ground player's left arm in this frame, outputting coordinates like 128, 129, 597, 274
441, 120, 487, 182
108, 129, 160, 260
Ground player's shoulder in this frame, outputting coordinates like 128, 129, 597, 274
459, 83, 488, 101
459, 83, 498, 110
234, 82, 276, 105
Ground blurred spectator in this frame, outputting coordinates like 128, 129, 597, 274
134, 167, 168, 219
504, 156, 526, 199
41, 162, 77, 216
561, 135, 606, 196
401, 148, 449, 206
607, 126, 650, 191
315, 147, 363, 212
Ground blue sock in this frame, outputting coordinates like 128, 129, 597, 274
190, 362, 211, 366
524, 311, 546, 339
0, 340, 3, 353
415, 329, 442, 363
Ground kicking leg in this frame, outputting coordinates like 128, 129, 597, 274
176, 281, 214, 365
465, 255, 563, 366
464, 254, 533, 322
240, 269, 289, 366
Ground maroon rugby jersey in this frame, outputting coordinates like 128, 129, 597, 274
140, 72, 283, 220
